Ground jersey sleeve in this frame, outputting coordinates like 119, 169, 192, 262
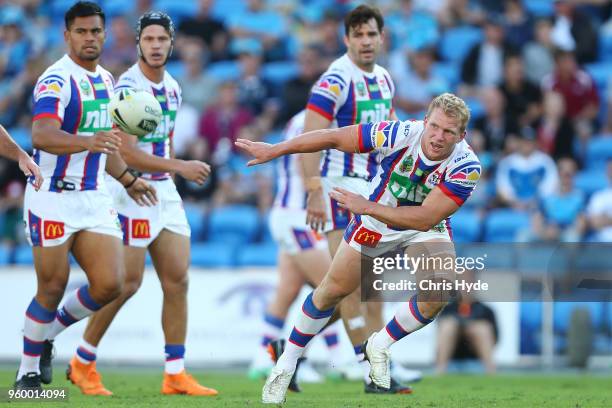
356, 120, 416, 156
114, 71, 138, 91
306, 69, 349, 121
439, 155, 481, 206
32, 69, 70, 124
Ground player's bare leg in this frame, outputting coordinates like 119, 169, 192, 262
16, 238, 74, 384
67, 246, 146, 395
435, 317, 460, 374
149, 229, 217, 396
366, 239, 455, 389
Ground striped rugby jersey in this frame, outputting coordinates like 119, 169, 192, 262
115, 63, 181, 180
273, 110, 306, 210
349, 119, 480, 235
32, 54, 115, 192
306, 54, 395, 180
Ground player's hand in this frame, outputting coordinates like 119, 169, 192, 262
234, 139, 277, 166
89, 129, 122, 154
18, 152, 43, 191
329, 187, 373, 215
177, 160, 211, 185
306, 188, 327, 232
126, 178, 158, 207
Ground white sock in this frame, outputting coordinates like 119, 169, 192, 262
75, 339, 97, 365
17, 298, 55, 380
277, 292, 334, 372
46, 285, 101, 340
372, 295, 433, 350
164, 345, 185, 374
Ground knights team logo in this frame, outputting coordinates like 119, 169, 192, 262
43, 220, 65, 240
354, 227, 382, 248
399, 156, 414, 173
132, 219, 151, 239
356, 82, 366, 97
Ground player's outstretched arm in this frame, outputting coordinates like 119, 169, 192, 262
32, 118, 122, 155
116, 131, 210, 185
330, 186, 460, 232
0, 125, 43, 190
235, 125, 360, 166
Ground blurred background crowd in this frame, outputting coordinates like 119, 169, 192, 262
0, 0, 612, 261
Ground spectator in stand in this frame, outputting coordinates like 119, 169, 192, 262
471, 87, 519, 156
496, 126, 559, 210
198, 81, 253, 162
175, 40, 218, 112
502, 0, 534, 49
0, 55, 45, 128
234, 39, 278, 132
279, 46, 323, 124
102, 15, 136, 77
531, 157, 586, 242
604, 74, 612, 134
498, 54, 542, 128
541, 49, 599, 133
586, 160, 612, 242
386, 0, 439, 52
552, 0, 599, 64
535, 91, 575, 160
438, 0, 486, 28
314, 11, 345, 66
460, 15, 517, 96
227, 0, 287, 61
177, 0, 229, 62
523, 17, 556, 85
213, 125, 273, 212
0, 157, 27, 248
0, 7, 32, 79
392, 46, 450, 116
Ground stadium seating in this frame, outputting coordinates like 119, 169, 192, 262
515, 244, 562, 275
449, 208, 481, 242
584, 62, 611, 90
14, 245, 33, 265
183, 203, 206, 241
208, 205, 260, 245
554, 302, 604, 334
8, 127, 31, 151
236, 243, 278, 267
432, 62, 460, 89
438, 26, 483, 63
190, 242, 236, 268
206, 60, 241, 82
523, 0, 555, 17
0, 245, 10, 265
483, 209, 531, 242
262, 61, 299, 84
165, 60, 185, 79
575, 169, 609, 196
585, 136, 612, 169
520, 301, 542, 354
599, 32, 612, 61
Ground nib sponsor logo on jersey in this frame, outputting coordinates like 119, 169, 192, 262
357, 99, 391, 124
139, 110, 176, 143
354, 226, 382, 248
449, 165, 480, 187
79, 100, 112, 133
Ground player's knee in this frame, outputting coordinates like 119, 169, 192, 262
318, 279, 352, 306
90, 279, 123, 304
161, 274, 188, 296
37, 280, 67, 306
121, 277, 143, 300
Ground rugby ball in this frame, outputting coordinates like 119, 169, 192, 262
109, 89, 163, 137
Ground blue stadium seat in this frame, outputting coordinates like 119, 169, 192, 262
264, 131, 284, 145
103, 0, 134, 17
554, 302, 604, 334
449, 209, 481, 243
262, 61, 298, 84
599, 33, 612, 61
516, 245, 564, 275
236, 243, 278, 267
584, 62, 611, 90
523, 0, 555, 17
575, 169, 608, 196
432, 62, 460, 89
520, 301, 542, 354
208, 205, 260, 245
14, 245, 33, 265
483, 209, 531, 242
260, 211, 274, 243
438, 26, 482, 63
211, 0, 246, 23
0, 245, 10, 265
464, 97, 485, 121
183, 204, 206, 241
191, 242, 235, 268
207, 61, 241, 82
7, 127, 31, 151
152, 0, 196, 21
585, 136, 612, 169
165, 61, 185, 79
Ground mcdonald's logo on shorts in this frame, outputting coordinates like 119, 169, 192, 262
132, 219, 151, 239
353, 226, 382, 248
43, 221, 65, 240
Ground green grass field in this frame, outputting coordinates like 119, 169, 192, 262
1, 369, 611, 407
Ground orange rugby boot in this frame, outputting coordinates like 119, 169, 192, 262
66, 357, 113, 396
161, 370, 218, 396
